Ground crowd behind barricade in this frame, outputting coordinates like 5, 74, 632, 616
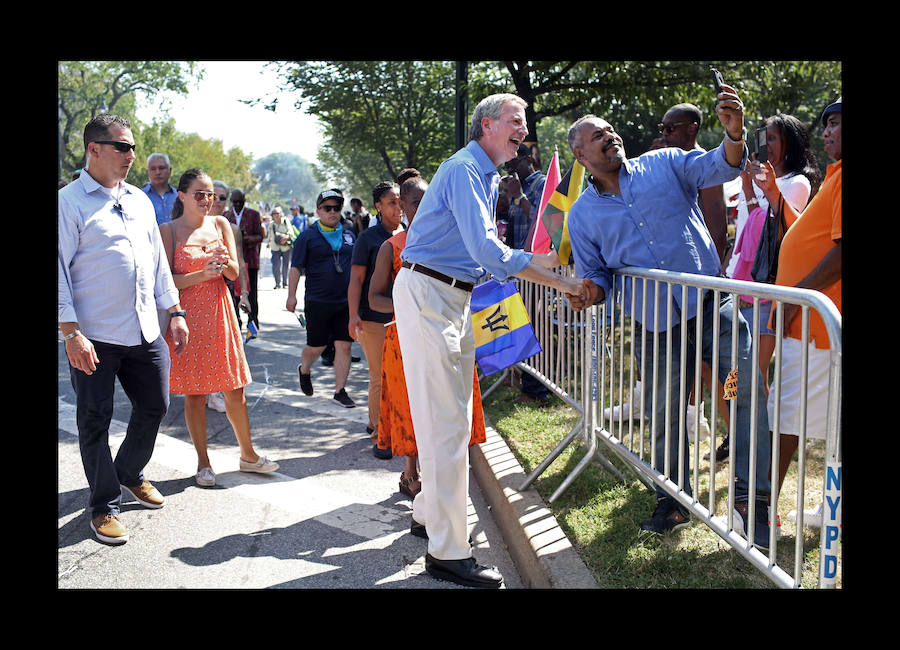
58, 82, 841, 588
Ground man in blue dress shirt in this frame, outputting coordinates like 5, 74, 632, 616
141, 152, 178, 225
565, 83, 773, 550
59, 115, 189, 545
394, 93, 585, 588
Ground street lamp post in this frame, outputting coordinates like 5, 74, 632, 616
455, 61, 468, 152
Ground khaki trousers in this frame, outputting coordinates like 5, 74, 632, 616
392, 268, 475, 561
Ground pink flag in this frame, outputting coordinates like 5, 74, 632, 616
527, 147, 560, 254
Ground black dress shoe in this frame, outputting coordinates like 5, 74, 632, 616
410, 520, 428, 539
704, 438, 730, 462
425, 553, 503, 589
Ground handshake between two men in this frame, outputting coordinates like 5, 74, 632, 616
517, 249, 599, 312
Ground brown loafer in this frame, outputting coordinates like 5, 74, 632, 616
90, 513, 129, 545
120, 480, 165, 509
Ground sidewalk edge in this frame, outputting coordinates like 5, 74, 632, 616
470, 417, 600, 589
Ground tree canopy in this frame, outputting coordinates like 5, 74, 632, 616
265, 60, 457, 199
58, 61, 201, 178
264, 60, 840, 194
252, 152, 320, 213
59, 61, 841, 213
58, 61, 258, 201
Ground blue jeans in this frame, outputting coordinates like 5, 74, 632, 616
69, 335, 170, 517
634, 292, 771, 502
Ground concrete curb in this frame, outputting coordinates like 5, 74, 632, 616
470, 417, 600, 589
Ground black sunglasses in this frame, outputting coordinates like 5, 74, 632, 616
94, 140, 136, 153
657, 121, 697, 135
216, 195, 228, 202
320, 204, 342, 212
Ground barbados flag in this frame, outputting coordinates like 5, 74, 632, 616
471, 279, 541, 376
539, 160, 585, 265
244, 321, 258, 344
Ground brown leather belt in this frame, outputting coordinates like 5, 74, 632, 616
401, 261, 474, 292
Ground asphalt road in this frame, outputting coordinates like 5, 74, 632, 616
57, 245, 525, 589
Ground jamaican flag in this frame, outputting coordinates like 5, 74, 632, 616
539, 160, 585, 265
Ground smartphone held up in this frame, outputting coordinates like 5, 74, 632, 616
754, 126, 768, 181
711, 68, 724, 95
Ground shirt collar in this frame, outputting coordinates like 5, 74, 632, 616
79, 171, 133, 197
143, 182, 176, 194
466, 140, 500, 177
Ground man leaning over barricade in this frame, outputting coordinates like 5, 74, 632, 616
564, 81, 773, 551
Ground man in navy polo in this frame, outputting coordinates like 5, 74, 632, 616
286, 189, 357, 408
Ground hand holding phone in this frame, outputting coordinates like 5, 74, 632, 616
711, 68, 724, 95
710, 67, 745, 148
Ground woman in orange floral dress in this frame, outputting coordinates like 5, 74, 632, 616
160, 169, 278, 488
368, 174, 486, 499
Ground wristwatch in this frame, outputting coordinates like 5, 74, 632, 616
724, 126, 746, 144
63, 329, 82, 341
170, 310, 187, 319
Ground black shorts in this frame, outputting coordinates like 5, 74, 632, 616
305, 300, 352, 347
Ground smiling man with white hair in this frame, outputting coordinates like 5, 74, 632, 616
393, 93, 586, 588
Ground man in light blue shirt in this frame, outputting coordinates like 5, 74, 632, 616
141, 152, 177, 225
59, 114, 188, 546
566, 83, 773, 551
395, 93, 584, 588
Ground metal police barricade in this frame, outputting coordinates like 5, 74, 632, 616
479, 270, 626, 502
585, 266, 841, 589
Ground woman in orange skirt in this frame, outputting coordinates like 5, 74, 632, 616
368, 173, 486, 499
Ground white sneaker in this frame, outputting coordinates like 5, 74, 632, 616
788, 502, 823, 528
603, 381, 643, 420
195, 466, 216, 487
207, 392, 226, 412
240, 455, 279, 473
686, 402, 711, 442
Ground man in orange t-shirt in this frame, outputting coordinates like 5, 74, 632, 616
752, 97, 841, 528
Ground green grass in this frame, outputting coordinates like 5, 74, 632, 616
480, 376, 840, 589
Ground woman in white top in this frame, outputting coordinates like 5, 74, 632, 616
728, 114, 820, 276
729, 113, 821, 386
